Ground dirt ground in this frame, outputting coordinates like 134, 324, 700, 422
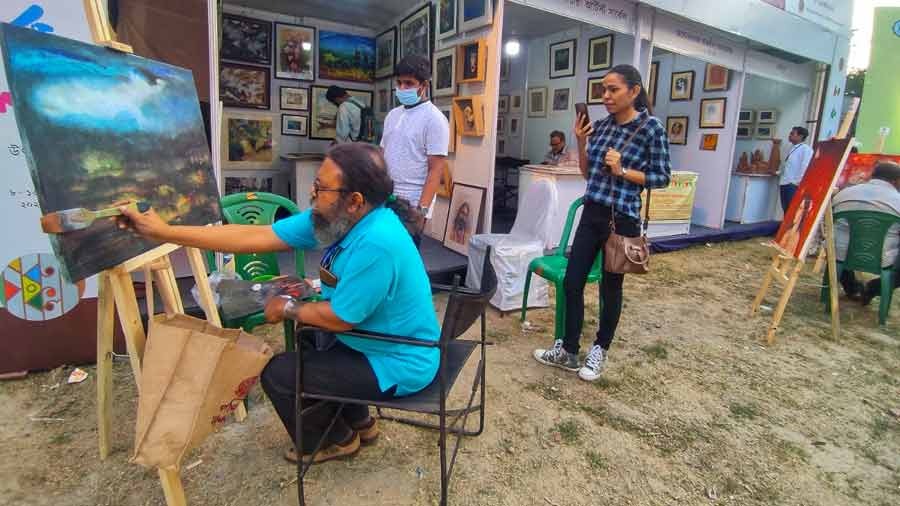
1, 239, 898, 506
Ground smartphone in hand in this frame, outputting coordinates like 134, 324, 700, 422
574, 102, 590, 129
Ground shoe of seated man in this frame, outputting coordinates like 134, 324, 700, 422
284, 432, 360, 464
577, 344, 607, 382
533, 339, 580, 372
352, 416, 379, 445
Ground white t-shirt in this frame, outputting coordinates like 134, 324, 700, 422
380, 101, 449, 205
780, 142, 814, 185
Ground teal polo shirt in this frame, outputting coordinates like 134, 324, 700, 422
272, 207, 440, 396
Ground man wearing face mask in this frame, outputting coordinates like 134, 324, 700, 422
380, 55, 450, 246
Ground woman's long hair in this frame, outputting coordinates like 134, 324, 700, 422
606, 64, 653, 115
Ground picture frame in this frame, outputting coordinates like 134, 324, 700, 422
510, 93, 523, 114
457, 38, 487, 84
549, 39, 576, 79
443, 183, 486, 256
756, 125, 774, 139
436, 0, 458, 40
280, 86, 309, 111
374, 79, 393, 120
220, 14, 271, 65
553, 88, 570, 111
509, 117, 520, 137
738, 109, 755, 123
497, 116, 506, 135
225, 175, 274, 195
433, 47, 457, 97
736, 125, 752, 139
527, 87, 548, 118
647, 61, 659, 107
281, 114, 308, 136
220, 63, 270, 109
498, 95, 509, 113
437, 161, 454, 198
670, 70, 695, 101
699, 97, 727, 129
274, 22, 316, 81
703, 63, 730, 92
375, 27, 397, 79
399, 4, 431, 61
757, 109, 778, 124
666, 116, 688, 145
586, 77, 604, 105
452, 95, 485, 137
459, 0, 494, 33
587, 34, 613, 72
437, 102, 456, 153
496, 136, 506, 156
310, 85, 373, 140
700, 133, 718, 151
500, 54, 510, 80
318, 31, 375, 83
222, 110, 279, 169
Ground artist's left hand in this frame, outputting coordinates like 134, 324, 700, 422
264, 296, 290, 323
604, 148, 623, 176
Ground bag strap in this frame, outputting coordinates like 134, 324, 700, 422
608, 116, 651, 233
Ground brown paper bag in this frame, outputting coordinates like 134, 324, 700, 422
132, 309, 273, 468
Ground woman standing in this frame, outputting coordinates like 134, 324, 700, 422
533, 64, 671, 382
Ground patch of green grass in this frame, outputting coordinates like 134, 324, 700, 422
525, 381, 564, 402
553, 419, 583, 445
861, 445, 880, 466
585, 451, 607, 470
772, 439, 810, 463
49, 432, 72, 445
487, 328, 511, 344
729, 402, 760, 421
590, 376, 621, 391
870, 415, 896, 441
640, 341, 668, 360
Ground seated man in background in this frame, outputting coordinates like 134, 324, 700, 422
542, 130, 578, 166
118, 143, 439, 464
832, 161, 900, 304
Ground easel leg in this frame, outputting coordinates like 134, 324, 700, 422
158, 466, 187, 506
152, 257, 184, 314
108, 269, 146, 390
97, 272, 115, 459
766, 259, 804, 345
751, 255, 780, 315
823, 207, 841, 340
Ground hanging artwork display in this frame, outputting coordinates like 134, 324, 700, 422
225, 176, 273, 195
436, 0, 458, 40
586, 77, 604, 105
457, 38, 487, 84
0, 24, 221, 282
670, 70, 694, 101
647, 61, 659, 107
375, 27, 396, 79
274, 23, 316, 81
510, 93, 524, 113
433, 47, 457, 97
553, 88, 570, 111
736, 125, 752, 139
374, 79, 393, 120
220, 14, 271, 65
497, 137, 506, 156
666, 116, 688, 145
549, 39, 576, 79
280, 86, 309, 111
700, 133, 719, 151
587, 34, 613, 72
497, 116, 506, 135
220, 63, 270, 109
757, 109, 778, 124
460, 0, 493, 32
437, 103, 456, 153
498, 95, 509, 113
699, 97, 727, 128
282, 114, 308, 136
399, 4, 431, 61
510, 117, 520, 136
703, 64, 730, 91
756, 125, 774, 139
738, 109, 754, 123
318, 31, 375, 83
310, 85, 373, 140
443, 183, 486, 255
528, 87, 548, 117
452, 95, 485, 137
223, 111, 279, 169
500, 54, 510, 80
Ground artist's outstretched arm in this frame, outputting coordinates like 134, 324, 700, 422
264, 297, 353, 332
118, 205, 291, 253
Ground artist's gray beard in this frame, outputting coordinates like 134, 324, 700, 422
312, 210, 354, 246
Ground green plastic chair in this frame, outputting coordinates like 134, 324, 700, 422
208, 191, 306, 350
520, 197, 603, 339
822, 210, 900, 325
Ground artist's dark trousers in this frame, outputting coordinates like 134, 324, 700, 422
563, 201, 640, 354
836, 254, 900, 298
780, 184, 798, 214
260, 330, 396, 453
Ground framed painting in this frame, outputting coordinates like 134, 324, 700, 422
436, 0, 457, 40
703, 64, 729, 92
736, 125, 752, 139
280, 86, 309, 111
318, 31, 375, 83
220, 63, 270, 109
758, 109, 778, 124
587, 34, 613, 72
452, 95, 485, 137
460, 0, 493, 32
223, 111, 279, 169
647, 61, 659, 107
700, 97, 727, 128
666, 116, 688, 145
399, 4, 431, 61
375, 79, 393, 120
443, 183, 486, 255
457, 38, 487, 84
498, 95, 509, 113
756, 125, 774, 139
500, 54, 510, 80
310, 86, 373, 140
497, 136, 506, 156
220, 14, 271, 65
670, 70, 694, 101
497, 116, 506, 135
509, 117, 520, 137
274, 23, 315, 81
549, 39, 576, 79
0, 24, 222, 282
700, 133, 718, 151
375, 27, 396, 79
553, 88, 570, 111
739, 109, 755, 123
437, 161, 454, 198
528, 87, 547, 117
225, 176, 273, 195
510, 93, 524, 114
433, 47, 457, 97
437, 102, 456, 153
281, 114, 308, 136
586, 77, 604, 105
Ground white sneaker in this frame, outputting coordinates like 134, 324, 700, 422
533, 339, 580, 372
578, 345, 606, 382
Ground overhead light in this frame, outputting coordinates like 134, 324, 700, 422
504, 40, 520, 57
302, 42, 312, 51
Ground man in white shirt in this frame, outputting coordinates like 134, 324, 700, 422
542, 131, 578, 166
380, 55, 450, 246
831, 161, 900, 304
774, 126, 814, 213
326, 85, 364, 144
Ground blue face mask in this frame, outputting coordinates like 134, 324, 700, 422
395, 88, 421, 106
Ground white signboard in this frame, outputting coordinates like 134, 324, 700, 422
745, 50, 814, 89
652, 12, 744, 70
509, 0, 636, 35
785, 0, 852, 35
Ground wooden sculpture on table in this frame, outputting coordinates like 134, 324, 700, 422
737, 152, 750, 172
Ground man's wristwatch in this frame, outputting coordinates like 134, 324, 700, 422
619, 166, 627, 177
418, 205, 430, 216
282, 297, 301, 320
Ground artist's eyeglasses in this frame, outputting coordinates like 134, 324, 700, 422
312, 181, 350, 197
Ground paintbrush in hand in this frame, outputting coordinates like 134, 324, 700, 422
40, 201, 150, 234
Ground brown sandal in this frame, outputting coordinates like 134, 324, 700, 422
284, 432, 360, 464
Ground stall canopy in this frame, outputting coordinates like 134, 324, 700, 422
226, 0, 412, 29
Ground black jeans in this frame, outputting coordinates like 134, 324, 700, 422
260, 329, 397, 453
837, 256, 900, 298
563, 201, 640, 354
780, 184, 798, 214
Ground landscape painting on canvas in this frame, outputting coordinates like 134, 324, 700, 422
0, 25, 221, 282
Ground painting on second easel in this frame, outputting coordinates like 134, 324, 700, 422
0, 24, 222, 282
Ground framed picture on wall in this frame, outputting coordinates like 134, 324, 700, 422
281, 114, 308, 136
437, 103, 456, 153
220, 63, 270, 109
375, 27, 397, 79
500, 54, 511, 80
460, 0, 494, 32
549, 39, 576, 79
758, 109, 778, 124
700, 133, 719, 151
280, 86, 309, 111
436, 0, 458, 40
443, 183, 486, 256
433, 47, 457, 97
739, 109, 755, 123
510, 93, 524, 113
400, 4, 431, 61
375, 79, 393, 120
222, 111, 279, 169
497, 136, 506, 156
736, 125, 752, 139
699, 97, 727, 128
647, 61, 659, 107
274, 23, 316, 81
510, 117, 520, 136
225, 175, 274, 195
498, 95, 509, 113
458, 38, 487, 83
756, 125, 774, 139
666, 116, 688, 145
553, 88, 570, 111
310, 85, 373, 140
703, 64, 730, 91
586, 77, 604, 105
221, 14, 272, 65
670, 70, 694, 101
528, 87, 547, 117
587, 34, 614, 72
453, 95, 486, 136
497, 116, 506, 135
318, 30, 375, 83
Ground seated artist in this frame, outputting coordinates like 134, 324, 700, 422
118, 143, 440, 463
542, 130, 579, 166
832, 161, 900, 304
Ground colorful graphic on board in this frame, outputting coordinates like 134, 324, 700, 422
1, 253, 83, 321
